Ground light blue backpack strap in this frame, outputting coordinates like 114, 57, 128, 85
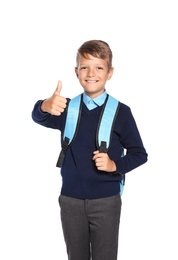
97, 94, 125, 196
56, 94, 82, 168
63, 94, 82, 144
97, 95, 120, 151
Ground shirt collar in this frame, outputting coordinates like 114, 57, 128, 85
83, 91, 107, 108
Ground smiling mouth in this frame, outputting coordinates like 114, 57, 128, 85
85, 80, 99, 83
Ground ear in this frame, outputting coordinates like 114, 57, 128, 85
75, 67, 79, 78
107, 67, 114, 80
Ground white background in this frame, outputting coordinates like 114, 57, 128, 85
0, 0, 178, 259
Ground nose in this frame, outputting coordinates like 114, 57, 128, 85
88, 68, 95, 77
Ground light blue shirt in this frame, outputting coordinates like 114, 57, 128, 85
83, 91, 107, 110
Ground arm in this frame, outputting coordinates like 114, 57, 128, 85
93, 104, 148, 174
114, 105, 148, 174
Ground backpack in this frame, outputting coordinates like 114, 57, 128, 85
56, 93, 125, 195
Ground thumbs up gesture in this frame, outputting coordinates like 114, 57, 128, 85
41, 80, 67, 116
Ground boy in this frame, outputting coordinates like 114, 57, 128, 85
32, 40, 148, 260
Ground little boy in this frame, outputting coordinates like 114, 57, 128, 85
32, 40, 148, 260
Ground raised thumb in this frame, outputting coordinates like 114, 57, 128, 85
55, 80, 62, 95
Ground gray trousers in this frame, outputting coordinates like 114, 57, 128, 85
59, 193, 122, 260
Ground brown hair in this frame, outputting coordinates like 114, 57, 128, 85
76, 40, 113, 71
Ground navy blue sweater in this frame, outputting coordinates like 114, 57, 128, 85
32, 96, 148, 199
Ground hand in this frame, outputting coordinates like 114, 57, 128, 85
41, 80, 67, 115
92, 150, 116, 172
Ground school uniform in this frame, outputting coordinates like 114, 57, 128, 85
32, 91, 148, 260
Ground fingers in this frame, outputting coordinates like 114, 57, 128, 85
93, 151, 106, 165
93, 150, 99, 157
41, 80, 67, 115
93, 150, 106, 162
51, 96, 67, 116
92, 151, 116, 172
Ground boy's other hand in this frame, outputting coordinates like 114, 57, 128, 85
41, 80, 67, 115
93, 150, 116, 172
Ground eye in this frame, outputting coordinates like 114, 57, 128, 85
97, 67, 103, 70
80, 66, 87, 70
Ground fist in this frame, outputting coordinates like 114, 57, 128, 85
41, 80, 67, 116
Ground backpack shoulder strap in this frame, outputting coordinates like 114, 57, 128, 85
56, 94, 82, 167
96, 94, 125, 196
96, 94, 120, 152
63, 94, 82, 145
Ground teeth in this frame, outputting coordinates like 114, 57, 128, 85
87, 80, 97, 82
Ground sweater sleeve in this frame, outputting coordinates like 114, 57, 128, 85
114, 104, 148, 175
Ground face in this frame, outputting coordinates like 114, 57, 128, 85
75, 54, 114, 98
